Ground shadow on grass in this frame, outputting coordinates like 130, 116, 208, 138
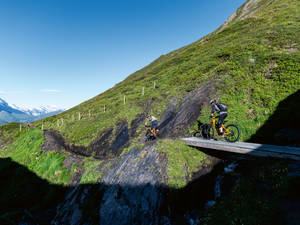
0, 157, 222, 225
249, 90, 300, 145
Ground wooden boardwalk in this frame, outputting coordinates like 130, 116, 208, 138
182, 137, 300, 161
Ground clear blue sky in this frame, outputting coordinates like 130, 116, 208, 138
0, 0, 245, 109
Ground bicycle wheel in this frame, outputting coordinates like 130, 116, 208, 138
224, 124, 240, 142
193, 131, 202, 138
208, 125, 215, 140
145, 130, 152, 141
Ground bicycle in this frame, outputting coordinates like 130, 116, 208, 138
209, 116, 240, 142
145, 125, 159, 141
190, 120, 211, 139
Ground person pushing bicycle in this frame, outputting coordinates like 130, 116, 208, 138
210, 99, 228, 134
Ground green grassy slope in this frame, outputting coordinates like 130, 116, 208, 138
0, 0, 299, 186
0, 128, 71, 184
0, 1, 299, 223
31, 0, 299, 146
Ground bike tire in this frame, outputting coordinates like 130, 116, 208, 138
224, 124, 240, 142
145, 130, 152, 141
209, 125, 215, 140
193, 131, 202, 138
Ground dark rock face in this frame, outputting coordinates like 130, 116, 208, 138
67, 144, 90, 157
49, 143, 223, 225
42, 130, 89, 157
108, 121, 129, 156
89, 128, 113, 158
99, 145, 168, 225
52, 144, 170, 225
159, 85, 212, 137
42, 130, 66, 152
42, 121, 130, 159
129, 113, 145, 138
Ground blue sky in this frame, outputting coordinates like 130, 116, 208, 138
0, 0, 245, 109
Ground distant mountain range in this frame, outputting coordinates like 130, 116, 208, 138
0, 98, 64, 125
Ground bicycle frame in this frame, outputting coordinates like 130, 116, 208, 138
148, 127, 159, 136
211, 116, 231, 135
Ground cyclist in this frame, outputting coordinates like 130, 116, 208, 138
210, 99, 228, 134
145, 114, 159, 130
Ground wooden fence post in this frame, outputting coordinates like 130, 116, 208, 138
153, 81, 156, 89
123, 95, 126, 105
142, 87, 144, 96
78, 112, 81, 120
19, 124, 22, 132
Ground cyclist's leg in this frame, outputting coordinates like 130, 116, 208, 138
218, 113, 227, 133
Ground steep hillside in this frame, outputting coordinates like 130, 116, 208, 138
32, 0, 299, 147
0, 0, 299, 224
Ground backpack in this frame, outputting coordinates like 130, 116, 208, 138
217, 103, 228, 112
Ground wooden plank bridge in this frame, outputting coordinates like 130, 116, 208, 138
182, 137, 300, 161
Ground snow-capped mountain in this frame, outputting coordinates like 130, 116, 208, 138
0, 98, 65, 125
9, 104, 64, 117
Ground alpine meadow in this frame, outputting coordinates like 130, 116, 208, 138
0, 0, 299, 224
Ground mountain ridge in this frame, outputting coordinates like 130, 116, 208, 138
0, 97, 65, 124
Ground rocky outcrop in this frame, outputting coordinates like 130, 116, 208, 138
42, 130, 66, 152
218, 0, 268, 32
107, 121, 129, 156
99, 145, 168, 225
51, 144, 170, 225
88, 128, 113, 158
42, 121, 130, 159
158, 84, 212, 137
50, 143, 221, 225
42, 84, 220, 225
129, 113, 146, 138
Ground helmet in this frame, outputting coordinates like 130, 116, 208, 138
210, 99, 216, 104
147, 114, 152, 120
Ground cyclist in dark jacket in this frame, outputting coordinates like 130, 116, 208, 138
210, 99, 227, 134
145, 115, 158, 130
